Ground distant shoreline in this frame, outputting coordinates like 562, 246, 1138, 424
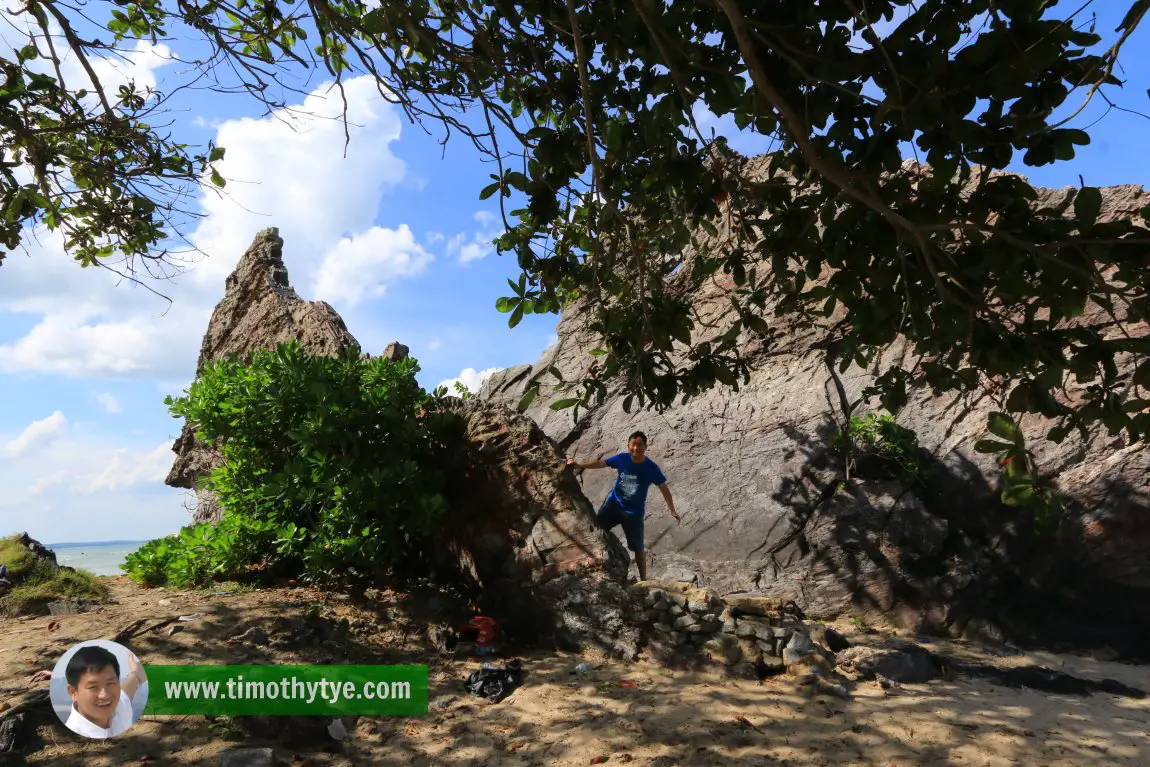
46, 540, 150, 549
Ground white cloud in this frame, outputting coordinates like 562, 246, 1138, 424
81, 40, 174, 97
445, 210, 502, 264
4, 411, 67, 457
426, 231, 446, 244
438, 366, 502, 394
88, 442, 173, 493
95, 393, 122, 413
428, 338, 443, 351
0, 419, 187, 540
0, 75, 408, 381
313, 225, 433, 308
0, 308, 206, 377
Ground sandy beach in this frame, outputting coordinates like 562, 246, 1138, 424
2, 578, 1147, 766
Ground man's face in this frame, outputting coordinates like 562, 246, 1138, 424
628, 437, 647, 461
68, 666, 121, 727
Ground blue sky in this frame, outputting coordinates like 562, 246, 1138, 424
1, 4, 1147, 543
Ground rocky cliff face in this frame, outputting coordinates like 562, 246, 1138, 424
165, 228, 359, 523
438, 399, 639, 656
164, 230, 637, 653
480, 165, 1150, 658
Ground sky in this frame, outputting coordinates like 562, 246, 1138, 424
1, 4, 1148, 544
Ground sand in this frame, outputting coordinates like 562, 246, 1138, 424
1, 579, 1147, 766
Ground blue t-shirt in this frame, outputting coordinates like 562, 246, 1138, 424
605, 453, 667, 516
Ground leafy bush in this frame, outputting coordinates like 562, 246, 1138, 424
973, 411, 1068, 533
831, 412, 928, 488
0, 535, 109, 616
124, 341, 461, 588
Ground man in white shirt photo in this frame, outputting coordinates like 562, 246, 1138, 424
63, 645, 146, 739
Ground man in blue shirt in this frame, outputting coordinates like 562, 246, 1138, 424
567, 430, 680, 581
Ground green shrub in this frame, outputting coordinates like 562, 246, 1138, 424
973, 411, 1068, 533
124, 341, 461, 588
831, 412, 928, 488
0, 535, 109, 616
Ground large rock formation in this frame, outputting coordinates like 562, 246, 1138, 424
165, 228, 359, 523
481, 161, 1150, 658
438, 399, 639, 656
164, 228, 639, 653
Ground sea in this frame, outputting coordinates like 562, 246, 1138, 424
47, 540, 148, 576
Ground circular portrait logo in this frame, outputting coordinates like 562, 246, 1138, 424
49, 640, 149, 739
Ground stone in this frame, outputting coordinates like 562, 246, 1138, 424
47, 601, 88, 616
737, 638, 763, 663
669, 604, 685, 617
806, 623, 851, 653
221, 748, 278, 767
479, 172, 1150, 659
771, 626, 792, 639
782, 647, 809, 667
725, 596, 785, 618
652, 622, 673, 634
703, 637, 742, 666
836, 639, 936, 683
234, 627, 270, 646
686, 623, 707, 634
787, 630, 814, 655
673, 614, 698, 630
165, 229, 359, 523
721, 618, 738, 634
760, 653, 785, 671
381, 341, 409, 361
645, 589, 666, 608
734, 622, 758, 638
756, 639, 776, 654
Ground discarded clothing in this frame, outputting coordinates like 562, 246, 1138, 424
463, 660, 524, 703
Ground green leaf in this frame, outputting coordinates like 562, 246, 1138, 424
973, 438, 1013, 454
1002, 484, 1037, 507
495, 296, 517, 313
987, 412, 1023, 446
517, 385, 539, 412
1074, 187, 1102, 228
479, 182, 500, 200
508, 304, 524, 328
1134, 361, 1150, 389
549, 398, 580, 410
209, 146, 226, 162
210, 169, 226, 188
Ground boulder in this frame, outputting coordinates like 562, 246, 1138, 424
437, 398, 639, 658
835, 638, 937, 684
479, 160, 1150, 659
165, 228, 360, 523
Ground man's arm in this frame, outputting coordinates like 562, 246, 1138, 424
567, 458, 608, 469
656, 483, 681, 524
122, 652, 146, 701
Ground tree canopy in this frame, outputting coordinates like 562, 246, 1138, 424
3, 0, 1148, 457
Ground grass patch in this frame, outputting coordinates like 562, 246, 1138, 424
0, 535, 110, 617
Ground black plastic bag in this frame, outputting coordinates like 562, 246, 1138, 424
463, 660, 524, 703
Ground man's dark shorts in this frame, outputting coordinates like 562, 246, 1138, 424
597, 495, 643, 552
